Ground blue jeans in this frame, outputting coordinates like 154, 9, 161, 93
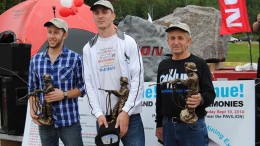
97, 114, 145, 146
162, 117, 209, 146
39, 122, 83, 146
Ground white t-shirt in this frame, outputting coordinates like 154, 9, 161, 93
95, 34, 121, 114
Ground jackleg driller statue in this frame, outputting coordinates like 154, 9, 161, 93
172, 62, 199, 124
38, 74, 55, 126
98, 77, 129, 123
111, 77, 129, 122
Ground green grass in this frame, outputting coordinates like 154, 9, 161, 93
226, 42, 259, 63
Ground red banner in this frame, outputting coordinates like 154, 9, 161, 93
218, 0, 251, 35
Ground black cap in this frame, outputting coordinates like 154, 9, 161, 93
95, 122, 120, 146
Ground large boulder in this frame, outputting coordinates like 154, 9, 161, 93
118, 16, 170, 82
154, 5, 230, 62
118, 5, 230, 82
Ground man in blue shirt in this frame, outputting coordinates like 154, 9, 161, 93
28, 18, 86, 146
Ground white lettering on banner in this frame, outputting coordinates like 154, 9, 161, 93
223, 0, 242, 27
225, 8, 242, 27
224, 0, 238, 5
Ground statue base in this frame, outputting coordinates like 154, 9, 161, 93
180, 108, 198, 124
38, 117, 53, 126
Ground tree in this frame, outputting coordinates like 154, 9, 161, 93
0, 0, 25, 14
1, 0, 260, 29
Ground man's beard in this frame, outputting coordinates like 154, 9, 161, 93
48, 39, 63, 49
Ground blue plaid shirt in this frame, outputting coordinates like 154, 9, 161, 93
28, 47, 86, 128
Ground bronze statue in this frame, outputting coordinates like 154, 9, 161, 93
99, 77, 129, 123
172, 62, 199, 124
110, 77, 129, 122
30, 74, 54, 125
19, 74, 55, 125
38, 74, 55, 126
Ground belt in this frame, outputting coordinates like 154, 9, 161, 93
167, 117, 182, 123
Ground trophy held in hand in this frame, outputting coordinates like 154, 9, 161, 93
96, 77, 129, 146
110, 77, 129, 123
98, 77, 129, 123
149, 62, 199, 124
38, 74, 55, 126
174, 62, 199, 124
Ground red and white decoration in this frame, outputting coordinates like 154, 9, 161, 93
59, 0, 84, 17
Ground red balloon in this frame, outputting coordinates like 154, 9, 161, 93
70, 5, 78, 15
59, 7, 74, 17
74, 0, 84, 7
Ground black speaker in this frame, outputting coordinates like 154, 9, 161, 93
0, 43, 31, 76
0, 75, 28, 135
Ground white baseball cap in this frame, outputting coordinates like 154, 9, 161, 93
90, 0, 114, 12
165, 22, 191, 34
44, 18, 68, 33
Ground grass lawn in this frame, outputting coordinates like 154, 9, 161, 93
226, 42, 259, 63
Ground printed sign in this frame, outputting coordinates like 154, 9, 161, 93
22, 80, 255, 146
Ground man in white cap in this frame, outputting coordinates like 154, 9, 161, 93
28, 17, 86, 146
83, 0, 145, 145
155, 22, 216, 146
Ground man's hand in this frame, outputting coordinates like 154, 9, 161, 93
30, 111, 41, 125
44, 88, 64, 102
156, 127, 163, 142
115, 111, 129, 138
97, 115, 108, 128
186, 93, 202, 108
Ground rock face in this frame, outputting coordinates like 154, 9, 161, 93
154, 5, 230, 62
118, 5, 230, 82
118, 15, 170, 82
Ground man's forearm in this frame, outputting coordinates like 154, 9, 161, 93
67, 88, 82, 98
